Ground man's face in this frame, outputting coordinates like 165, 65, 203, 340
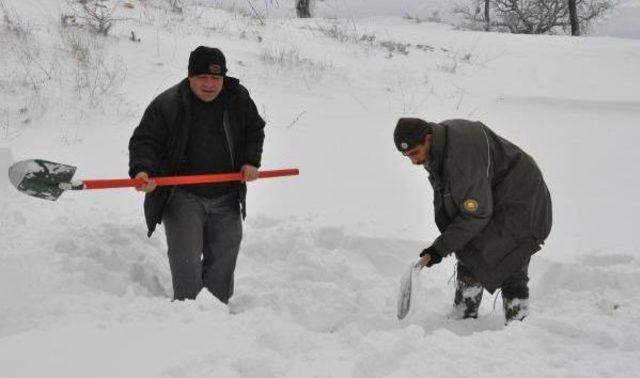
402, 134, 431, 165
188, 74, 224, 102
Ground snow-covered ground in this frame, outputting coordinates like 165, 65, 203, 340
1, 0, 639, 377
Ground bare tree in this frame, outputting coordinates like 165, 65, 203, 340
484, 0, 491, 30
456, 0, 613, 34
167, 0, 184, 14
493, 0, 569, 33
454, 0, 490, 30
67, 0, 125, 36
568, 0, 580, 35
296, 0, 311, 18
574, 0, 613, 32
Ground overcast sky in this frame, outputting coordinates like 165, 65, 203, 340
594, 5, 640, 39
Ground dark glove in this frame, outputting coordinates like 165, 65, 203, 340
419, 246, 443, 267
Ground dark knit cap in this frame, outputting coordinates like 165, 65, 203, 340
393, 118, 432, 152
188, 46, 227, 76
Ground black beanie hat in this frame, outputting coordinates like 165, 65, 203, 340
188, 46, 227, 76
393, 118, 432, 152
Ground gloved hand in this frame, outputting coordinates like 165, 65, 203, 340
416, 246, 443, 268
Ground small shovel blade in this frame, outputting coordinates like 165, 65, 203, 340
8, 159, 77, 201
397, 262, 418, 320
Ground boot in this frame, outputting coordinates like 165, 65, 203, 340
449, 268, 484, 320
503, 297, 529, 324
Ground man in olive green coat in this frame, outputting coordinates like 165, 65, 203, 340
394, 118, 552, 323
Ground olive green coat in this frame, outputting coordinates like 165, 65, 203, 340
427, 120, 552, 292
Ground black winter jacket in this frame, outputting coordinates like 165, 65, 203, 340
427, 120, 552, 292
128, 77, 265, 236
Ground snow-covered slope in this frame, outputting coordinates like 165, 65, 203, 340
1, 1, 639, 377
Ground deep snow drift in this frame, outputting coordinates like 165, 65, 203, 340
0, 1, 639, 377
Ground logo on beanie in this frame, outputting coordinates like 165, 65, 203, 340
401, 142, 408, 150
208, 64, 222, 74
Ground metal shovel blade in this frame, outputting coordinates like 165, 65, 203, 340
8, 159, 77, 201
397, 262, 418, 320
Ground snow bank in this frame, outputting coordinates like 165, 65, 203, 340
1, 0, 639, 377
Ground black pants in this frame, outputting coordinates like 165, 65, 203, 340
457, 257, 530, 300
162, 188, 242, 303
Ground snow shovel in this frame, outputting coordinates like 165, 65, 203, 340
397, 260, 421, 320
8, 159, 299, 201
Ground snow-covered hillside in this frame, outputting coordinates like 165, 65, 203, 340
210, 0, 640, 39
1, 0, 639, 377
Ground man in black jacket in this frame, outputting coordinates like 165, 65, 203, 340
394, 118, 552, 323
129, 46, 265, 303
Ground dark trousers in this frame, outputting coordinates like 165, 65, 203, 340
457, 257, 531, 300
162, 188, 242, 303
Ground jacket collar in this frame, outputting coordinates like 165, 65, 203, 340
424, 122, 446, 175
